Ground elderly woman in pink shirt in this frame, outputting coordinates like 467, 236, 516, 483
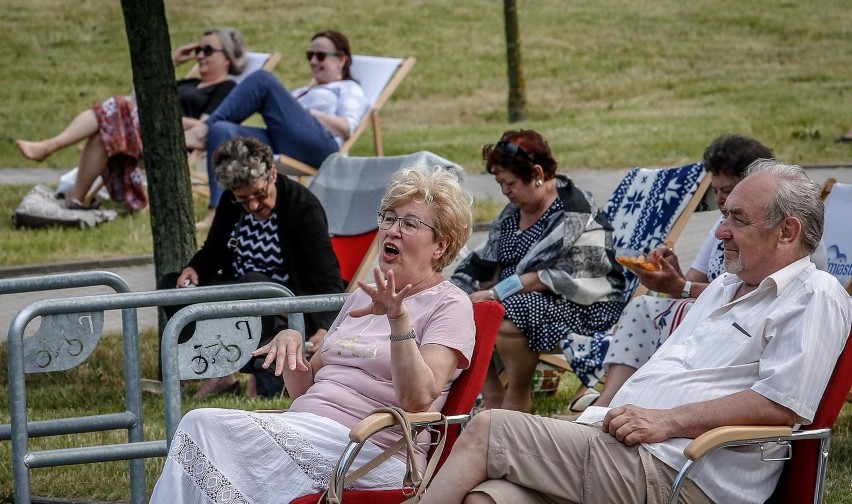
151, 166, 475, 503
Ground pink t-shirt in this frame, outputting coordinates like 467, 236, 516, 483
289, 281, 475, 466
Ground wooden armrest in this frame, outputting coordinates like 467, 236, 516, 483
350, 411, 442, 443
276, 155, 318, 177
684, 425, 793, 460
538, 353, 573, 371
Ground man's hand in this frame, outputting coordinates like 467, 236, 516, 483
602, 404, 673, 446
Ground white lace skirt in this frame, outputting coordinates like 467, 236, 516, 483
150, 409, 407, 503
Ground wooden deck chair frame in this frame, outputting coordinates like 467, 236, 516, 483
539, 163, 712, 373
289, 300, 505, 504
276, 55, 417, 183
670, 328, 852, 504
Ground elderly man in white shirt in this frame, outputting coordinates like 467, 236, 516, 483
419, 159, 852, 504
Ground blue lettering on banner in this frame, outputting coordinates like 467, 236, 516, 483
826, 262, 852, 276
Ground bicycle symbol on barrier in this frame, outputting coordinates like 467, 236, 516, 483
35, 331, 84, 369
191, 335, 242, 375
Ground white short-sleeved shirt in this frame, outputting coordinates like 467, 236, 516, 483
594, 257, 851, 504
292, 80, 368, 146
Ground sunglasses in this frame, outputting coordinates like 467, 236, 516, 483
496, 141, 536, 163
305, 51, 340, 62
195, 45, 225, 57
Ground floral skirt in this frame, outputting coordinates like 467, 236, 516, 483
92, 96, 147, 210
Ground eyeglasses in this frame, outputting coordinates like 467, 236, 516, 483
377, 212, 437, 236
195, 45, 225, 57
496, 141, 536, 163
231, 177, 272, 206
305, 51, 340, 62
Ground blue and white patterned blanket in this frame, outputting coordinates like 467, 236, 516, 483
603, 162, 708, 298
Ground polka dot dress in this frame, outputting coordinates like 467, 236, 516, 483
498, 199, 623, 385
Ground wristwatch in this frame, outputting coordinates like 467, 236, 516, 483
681, 280, 693, 299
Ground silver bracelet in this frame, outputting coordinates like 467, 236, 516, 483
389, 327, 416, 342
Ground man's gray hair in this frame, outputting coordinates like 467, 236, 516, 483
745, 159, 823, 254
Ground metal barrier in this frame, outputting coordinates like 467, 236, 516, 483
7, 281, 297, 504
160, 293, 348, 443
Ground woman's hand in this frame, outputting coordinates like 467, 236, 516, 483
349, 267, 412, 319
172, 42, 200, 66
252, 329, 309, 375
469, 290, 495, 303
176, 267, 199, 288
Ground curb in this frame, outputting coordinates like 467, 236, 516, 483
0, 254, 153, 280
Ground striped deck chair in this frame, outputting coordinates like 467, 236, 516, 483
307, 151, 465, 291
541, 162, 711, 377
603, 162, 711, 299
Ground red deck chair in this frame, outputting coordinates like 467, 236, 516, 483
290, 300, 505, 504
670, 327, 852, 504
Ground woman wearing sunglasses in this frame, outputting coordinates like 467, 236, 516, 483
185, 29, 368, 228
451, 129, 628, 412
15, 28, 247, 211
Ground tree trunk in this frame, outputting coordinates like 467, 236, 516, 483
119, 1, 196, 284
504, 0, 529, 123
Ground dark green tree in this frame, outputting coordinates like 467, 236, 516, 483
504, 0, 529, 122
119, 1, 197, 285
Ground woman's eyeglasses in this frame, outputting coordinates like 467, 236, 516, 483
377, 212, 437, 236
305, 51, 340, 62
195, 45, 225, 57
231, 177, 272, 206
496, 141, 536, 163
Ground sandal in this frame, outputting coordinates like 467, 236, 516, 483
567, 390, 600, 413
65, 198, 101, 210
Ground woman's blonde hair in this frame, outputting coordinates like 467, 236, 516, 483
380, 167, 473, 271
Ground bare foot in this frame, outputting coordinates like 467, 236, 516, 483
16, 140, 52, 162
192, 375, 238, 399
185, 122, 209, 151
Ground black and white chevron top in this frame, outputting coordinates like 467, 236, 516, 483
229, 212, 289, 283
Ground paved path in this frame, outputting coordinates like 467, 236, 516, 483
2, 165, 851, 343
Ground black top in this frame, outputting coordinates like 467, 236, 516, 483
188, 175, 345, 334
177, 78, 236, 119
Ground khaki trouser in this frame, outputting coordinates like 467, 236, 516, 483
471, 409, 712, 504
